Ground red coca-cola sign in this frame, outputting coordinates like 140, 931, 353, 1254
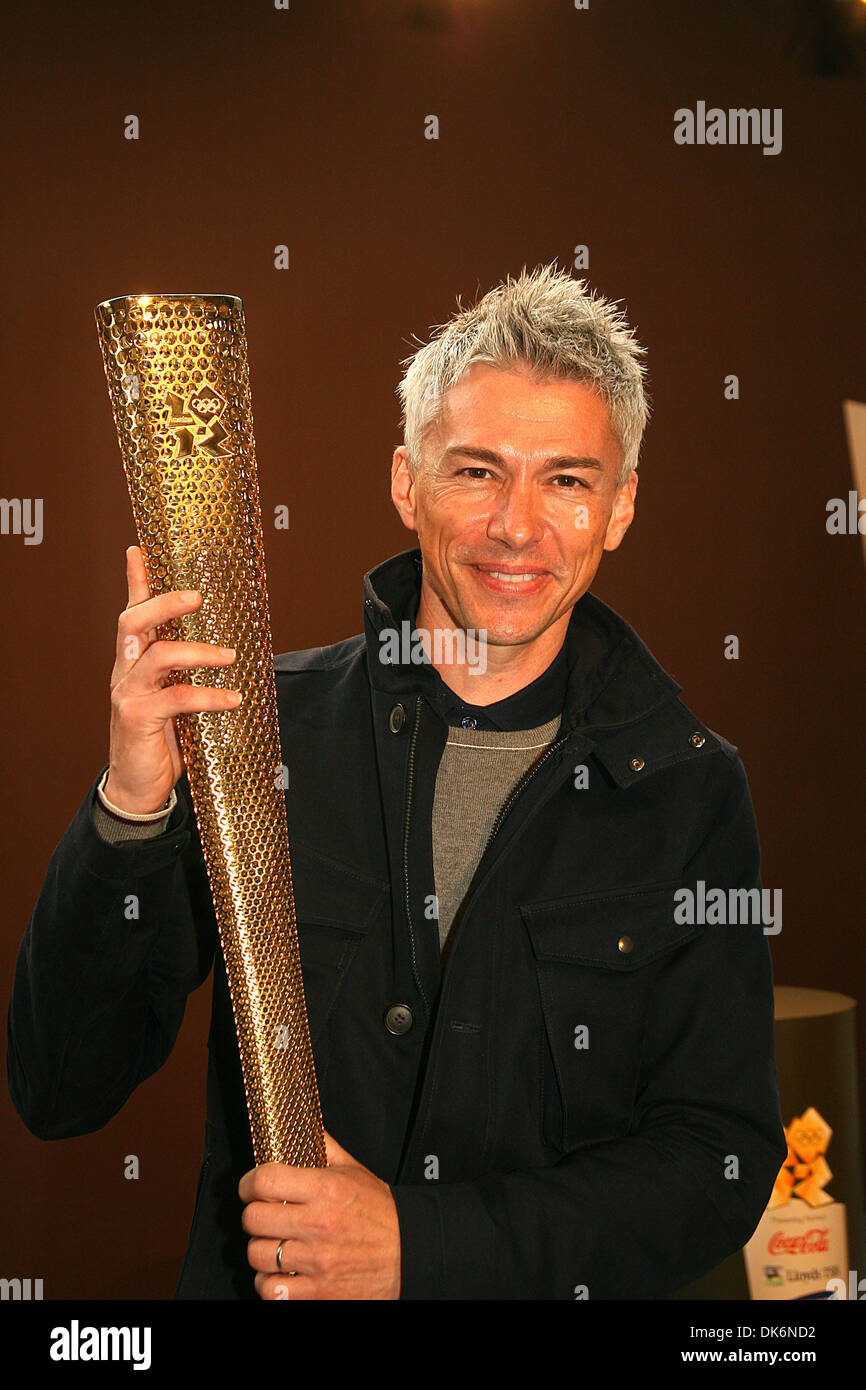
767, 1229, 830, 1255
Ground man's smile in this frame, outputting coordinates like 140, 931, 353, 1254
468, 562, 552, 596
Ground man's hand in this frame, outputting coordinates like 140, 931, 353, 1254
239, 1130, 402, 1300
105, 545, 240, 814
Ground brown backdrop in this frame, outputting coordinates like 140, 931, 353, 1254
2, 0, 864, 1298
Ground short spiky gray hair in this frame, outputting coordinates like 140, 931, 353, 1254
396, 263, 650, 486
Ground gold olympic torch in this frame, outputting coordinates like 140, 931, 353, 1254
94, 292, 326, 1169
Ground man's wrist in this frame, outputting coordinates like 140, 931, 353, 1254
98, 769, 177, 822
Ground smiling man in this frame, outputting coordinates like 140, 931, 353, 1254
9, 264, 787, 1300
392, 361, 636, 701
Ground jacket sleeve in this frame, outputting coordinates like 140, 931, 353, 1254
390, 752, 789, 1299
6, 766, 217, 1140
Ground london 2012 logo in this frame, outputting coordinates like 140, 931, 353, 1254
157, 385, 231, 460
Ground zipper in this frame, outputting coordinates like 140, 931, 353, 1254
402, 694, 429, 1013
477, 728, 571, 864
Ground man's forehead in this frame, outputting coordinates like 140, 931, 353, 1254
430, 366, 617, 457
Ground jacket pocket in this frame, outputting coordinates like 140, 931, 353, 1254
290, 840, 389, 1066
518, 883, 704, 1152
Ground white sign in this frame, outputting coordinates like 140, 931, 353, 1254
744, 1201, 848, 1300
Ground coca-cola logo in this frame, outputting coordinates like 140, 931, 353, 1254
767, 1229, 829, 1255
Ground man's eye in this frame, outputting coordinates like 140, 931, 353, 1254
553, 475, 589, 488
457, 467, 492, 479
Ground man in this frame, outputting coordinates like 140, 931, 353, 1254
7, 264, 787, 1299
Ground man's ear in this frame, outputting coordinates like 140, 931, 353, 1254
391, 446, 418, 533
602, 470, 638, 552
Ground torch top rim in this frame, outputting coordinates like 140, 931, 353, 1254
95, 293, 242, 311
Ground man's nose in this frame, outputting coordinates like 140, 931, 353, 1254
486, 480, 545, 549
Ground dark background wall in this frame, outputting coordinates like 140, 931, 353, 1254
2, 0, 864, 1298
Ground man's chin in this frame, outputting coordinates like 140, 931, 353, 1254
454, 602, 558, 649
474, 625, 551, 649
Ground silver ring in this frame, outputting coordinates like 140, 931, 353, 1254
275, 1241, 297, 1276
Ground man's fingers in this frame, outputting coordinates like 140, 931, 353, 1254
121, 638, 237, 693
246, 1236, 306, 1274
238, 1162, 328, 1206
121, 682, 243, 726
125, 545, 151, 609
118, 588, 203, 643
116, 546, 205, 674
241, 1200, 306, 1240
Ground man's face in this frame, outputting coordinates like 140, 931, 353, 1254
391, 362, 638, 647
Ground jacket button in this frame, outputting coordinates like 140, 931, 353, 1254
629, 757, 645, 771
388, 703, 406, 733
617, 935, 634, 954
690, 732, 706, 747
384, 1004, 414, 1035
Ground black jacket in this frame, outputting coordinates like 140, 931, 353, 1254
7, 546, 788, 1299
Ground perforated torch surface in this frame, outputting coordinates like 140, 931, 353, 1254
95, 293, 326, 1168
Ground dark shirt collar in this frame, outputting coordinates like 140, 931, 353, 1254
426, 639, 569, 731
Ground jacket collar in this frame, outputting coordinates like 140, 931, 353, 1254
362, 547, 682, 736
